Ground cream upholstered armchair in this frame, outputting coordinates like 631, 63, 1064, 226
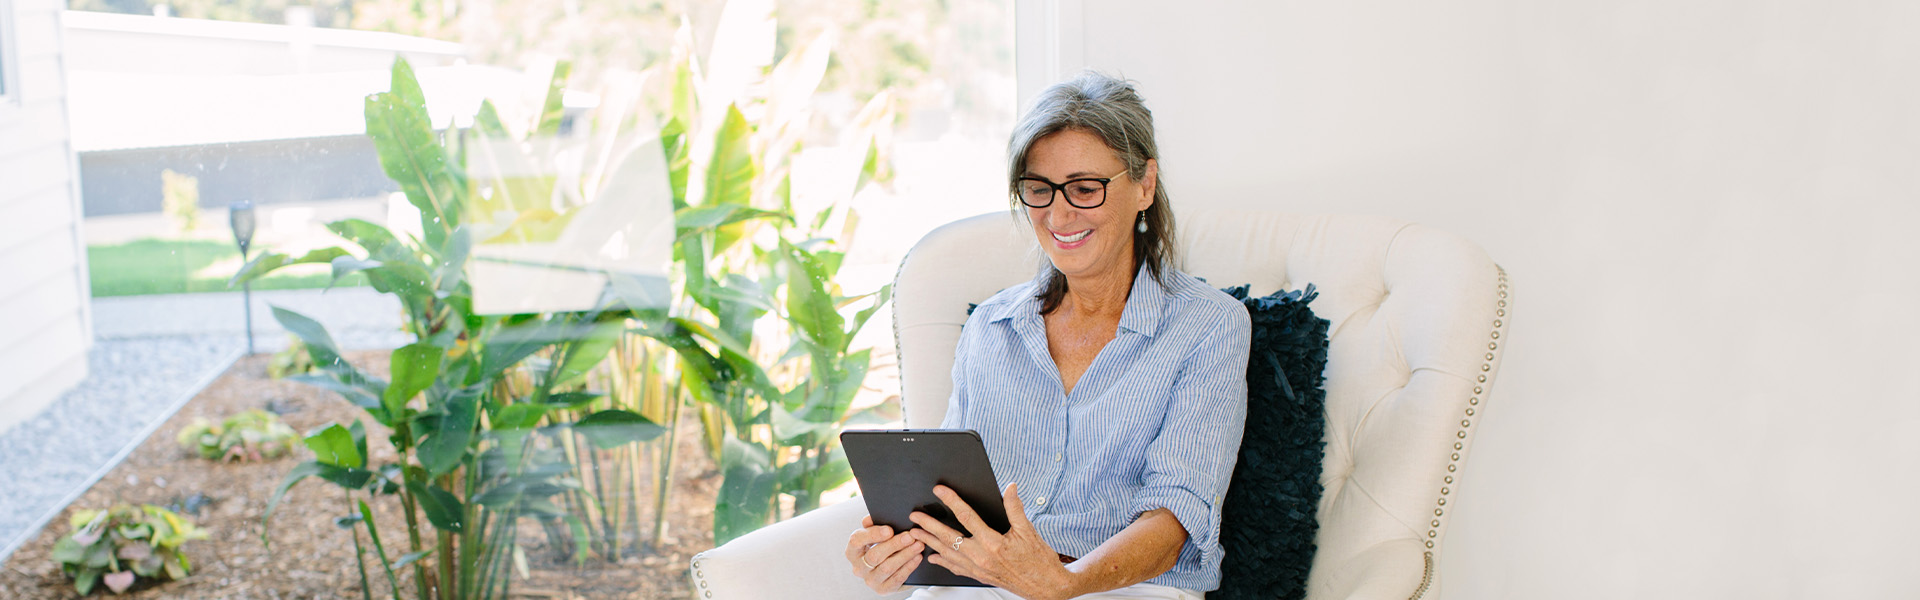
688, 209, 1511, 600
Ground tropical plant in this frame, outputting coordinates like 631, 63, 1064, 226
175, 409, 299, 462
635, 4, 897, 544
234, 59, 670, 600
235, 5, 902, 592
50, 504, 208, 596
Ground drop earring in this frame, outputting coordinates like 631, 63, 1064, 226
1136, 211, 1148, 233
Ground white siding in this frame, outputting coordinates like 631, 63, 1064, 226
0, 0, 89, 435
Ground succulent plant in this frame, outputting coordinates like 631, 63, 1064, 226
267, 334, 315, 379
175, 409, 299, 462
50, 504, 208, 595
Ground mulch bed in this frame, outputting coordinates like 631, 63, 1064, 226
0, 352, 721, 599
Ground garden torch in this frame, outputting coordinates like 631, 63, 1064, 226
230, 201, 256, 354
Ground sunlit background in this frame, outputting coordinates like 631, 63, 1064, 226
2, 0, 1013, 597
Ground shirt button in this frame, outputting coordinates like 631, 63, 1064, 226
1054, 453, 1062, 462
1036, 496, 1047, 506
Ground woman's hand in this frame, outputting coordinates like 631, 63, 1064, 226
846, 514, 926, 594
909, 483, 1078, 600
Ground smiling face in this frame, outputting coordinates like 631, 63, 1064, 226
1020, 128, 1158, 287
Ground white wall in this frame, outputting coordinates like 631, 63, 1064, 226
1021, 1, 1920, 597
0, 0, 91, 434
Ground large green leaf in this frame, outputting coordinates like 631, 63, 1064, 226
478, 318, 607, 382
573, 410, 667, 449
262, 460, 375, 546
705, 105, 758, 253
674, 205, 786, 240
418, 389, 480, 475
365, 59, 459, 248
271, 306, 347, 372
329, 256, 384, 287
549, 321, 624, 389
770, 403, 836, 444
781, 242, 846, 353
661, 117, 691, 208
304, 423, 363, 468
383, 343, 442, 421
435, 226, 472, 294
714, 437, 777, 545
230, 247, 352, 287
406, 481, 464, 533
360, 258, 435, 302
325, 218, 400, 255
491, 404, 548, 430
286, 373, 382, 412
535, 60, 572, 136
800, 348, 870, 426
540, 391, 604, 410
474, 99, 509, 138
776, 444, 852, 502
848, 284, 893, 342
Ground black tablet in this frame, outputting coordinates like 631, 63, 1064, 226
840, 429, 1010, 587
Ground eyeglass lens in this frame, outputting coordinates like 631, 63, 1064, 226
1017, 178, 1108, 209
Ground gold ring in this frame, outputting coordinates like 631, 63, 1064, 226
861, 555, 875, 570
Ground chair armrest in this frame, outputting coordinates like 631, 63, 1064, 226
689, 499, 916, 600
1311, 538, 1429, 600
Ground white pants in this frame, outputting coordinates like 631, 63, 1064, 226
905, 583, 1203, 600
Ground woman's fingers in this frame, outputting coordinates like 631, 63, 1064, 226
869, 540, 925, 591
932, 485, 998, 540
882, 552, 922, 590
1000, 483, 1035, 531
906, 513, 964, 554
927, 552, 986, 584
846, 524, 900, 574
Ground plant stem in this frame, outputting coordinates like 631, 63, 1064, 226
357, 500, 404, 600
585, 441, 616, 561
348, 494, 375, 600
651, 380, 683, 548
435, 519, 455, 600
395, 443, 431, 600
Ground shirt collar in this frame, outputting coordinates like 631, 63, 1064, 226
987, 264, 1169, 338
1116, 264, 1167, 338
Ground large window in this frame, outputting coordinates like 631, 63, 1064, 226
0, 1, 1015, 598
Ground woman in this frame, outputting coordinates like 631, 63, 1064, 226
845, 72, 1250, 600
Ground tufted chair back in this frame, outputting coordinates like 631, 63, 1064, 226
891, 209, 1512, 599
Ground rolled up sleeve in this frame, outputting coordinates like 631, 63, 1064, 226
1127, 306, 1251, 580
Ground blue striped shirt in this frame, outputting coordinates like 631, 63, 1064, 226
940, 264, 1250, 592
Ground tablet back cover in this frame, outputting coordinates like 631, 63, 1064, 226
841, 429, 1009, 587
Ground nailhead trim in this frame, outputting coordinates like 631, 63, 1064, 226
1417, 265, 1507, 598
1410, 551, 1435, 598
890, 245, 916, 425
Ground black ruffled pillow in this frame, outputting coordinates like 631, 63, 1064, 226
1214, 284, 1329, 600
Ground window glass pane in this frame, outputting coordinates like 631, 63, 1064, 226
9, 1, 1014, 597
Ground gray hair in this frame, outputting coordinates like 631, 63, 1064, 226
1008, 71, 1177, 314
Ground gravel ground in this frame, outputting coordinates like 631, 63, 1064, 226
0, 352, 718, 600
0, 288, 410, 565
0, 336, 241, 563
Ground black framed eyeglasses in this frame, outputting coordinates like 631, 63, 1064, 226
1014, 169, 1129, 209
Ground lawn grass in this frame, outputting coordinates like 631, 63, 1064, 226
88, 238, 369, 297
